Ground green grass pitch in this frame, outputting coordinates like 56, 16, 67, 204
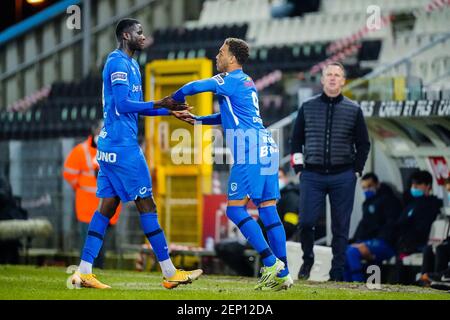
0, 265, 449, 300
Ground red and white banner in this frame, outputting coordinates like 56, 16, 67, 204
428, 156, 449, 185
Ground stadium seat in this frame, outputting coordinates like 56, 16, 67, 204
322, 0, 430, 14
198, 0, 270, 26
414, 7, 450, 35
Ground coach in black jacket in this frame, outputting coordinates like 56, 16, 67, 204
290, 62, 370, 281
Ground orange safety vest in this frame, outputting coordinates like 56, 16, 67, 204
62, 136, 121, 224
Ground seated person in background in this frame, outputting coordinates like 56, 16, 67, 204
344, 173, 402, 282
275, 168, 300, 240
418, 177, 450, 287
396, 170, 443, 260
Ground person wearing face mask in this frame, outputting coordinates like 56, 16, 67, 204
343, 173, 402, 282
62, 120, 122, 268
395, 170, 443, 266
417, 177, 450, 289
393, 170, 444, 285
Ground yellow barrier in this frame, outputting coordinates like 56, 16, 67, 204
144, 58, 213, 246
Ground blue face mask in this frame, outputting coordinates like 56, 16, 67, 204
364, 190, 376, 199
410, 187, 424, 198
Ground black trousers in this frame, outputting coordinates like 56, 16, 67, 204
299, 169, 357, 280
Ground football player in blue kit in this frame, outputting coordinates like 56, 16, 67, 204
71, 19, 202, 289
171, 38, 293, 291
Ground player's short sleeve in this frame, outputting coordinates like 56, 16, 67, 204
211, 73, 237, 96
109, 58, 129, 87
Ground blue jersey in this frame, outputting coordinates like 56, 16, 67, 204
173, 69, 280, 203
173, 69, 278, 165
208, 69, 265, 132
100, 49, 144, 148
174, 69, 265, 131
96, 49, 168, 202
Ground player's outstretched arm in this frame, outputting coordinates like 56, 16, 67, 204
139, 108, 170, 116
154, 96, 190, 111
113, 85, 189, 114
171, 79, 217, 102
139, 106, 193, 117
195, 113, 222, 125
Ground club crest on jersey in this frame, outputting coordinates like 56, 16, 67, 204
111, 71, 127, 83
212, 73, 228, 85
230, 183, 238, 192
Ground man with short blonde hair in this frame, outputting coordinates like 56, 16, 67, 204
290, 62, 371, 281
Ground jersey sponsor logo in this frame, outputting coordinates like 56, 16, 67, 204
139, 187, 148, 195
212, 72, 228, 85
253, 117, 263, 124
260, 145, 278, 158
99, 129, 107, 138
96, 151, 117, 163
132, 84, 142, 92
111, 71, 127, 83
262, 136, 275, 144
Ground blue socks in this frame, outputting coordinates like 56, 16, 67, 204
140, 212, 170, 261
345, 246, 364, 282
258, 206, 289, 277
81, 211, 110, 264
226, 206, 276, 267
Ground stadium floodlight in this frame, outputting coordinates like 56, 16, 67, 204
26, 0, 46, 4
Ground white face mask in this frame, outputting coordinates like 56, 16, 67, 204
279, 179, 286, 190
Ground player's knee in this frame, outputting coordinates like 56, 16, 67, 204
258, 200, 277, 208
135, 196, 157, 213
227, 199, 248, 207
98, 197, 120, 219
258, 206, 281, 226
102, 210, 115, 220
